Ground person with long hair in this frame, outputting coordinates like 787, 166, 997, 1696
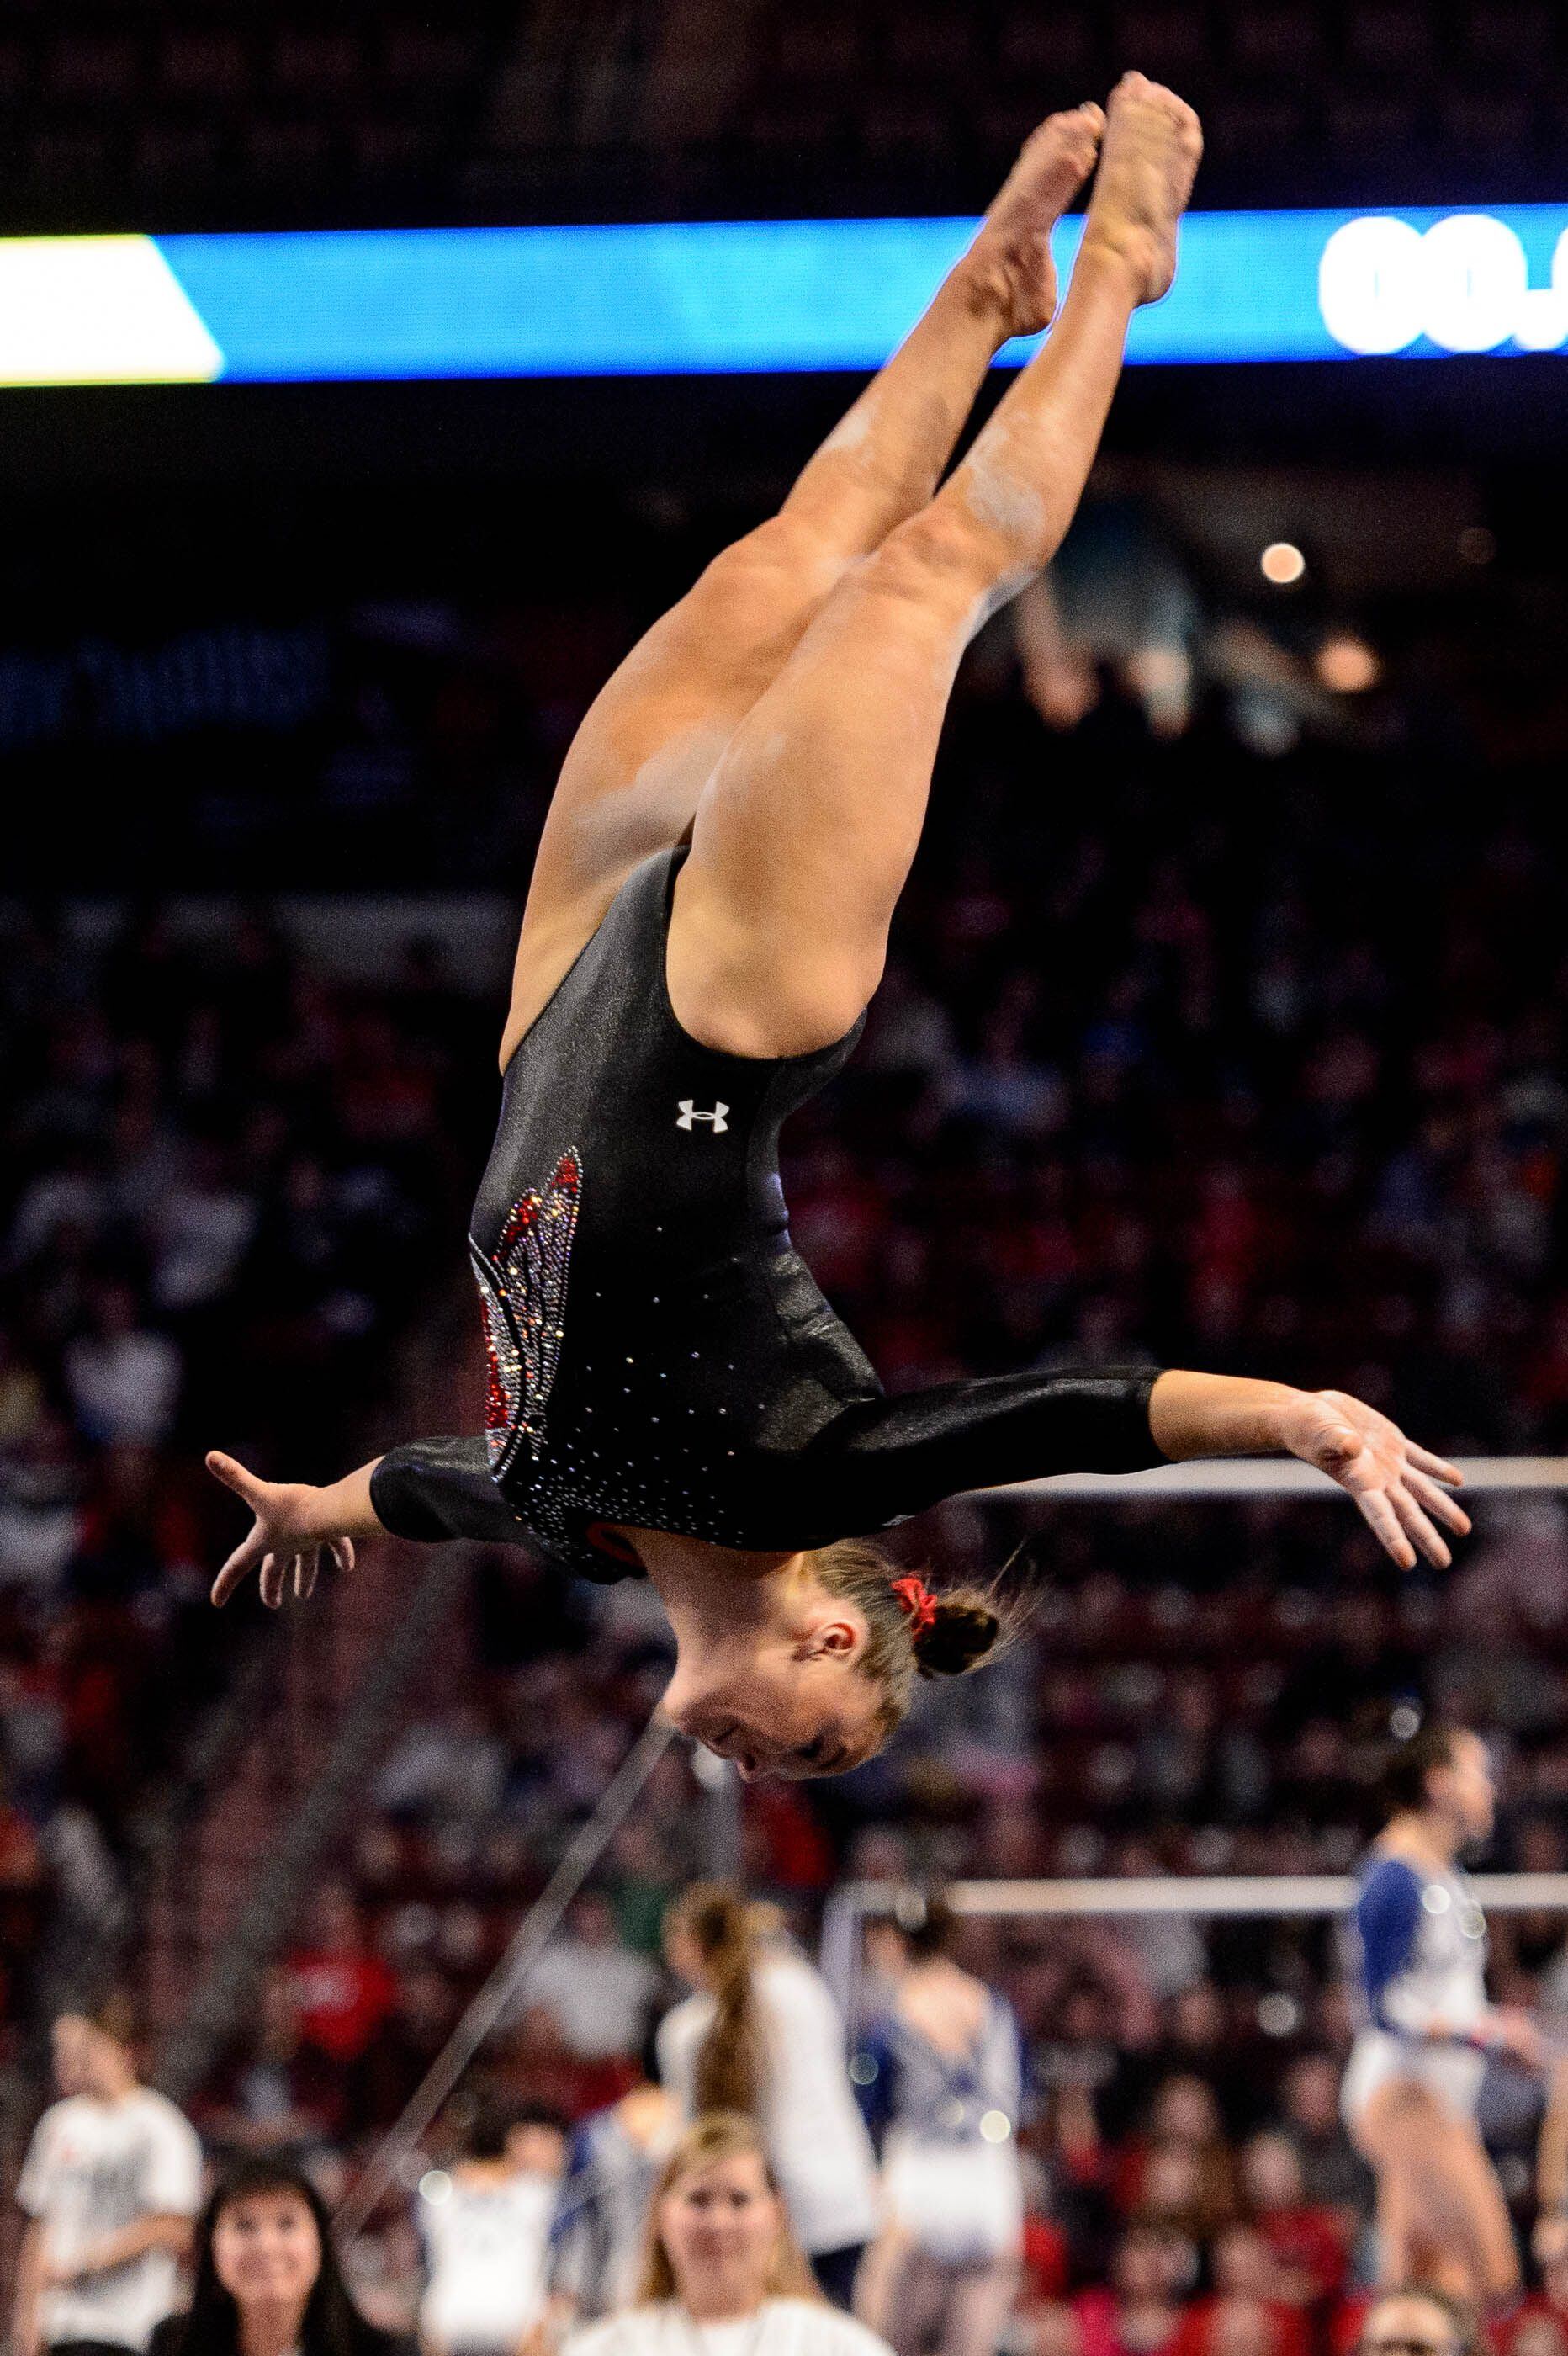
563, 2115, 893, 2356
658, 1886, 879, 2308
147, 2161, 407, 2356
204, 76, 1468, 1780
1341, 1723, 1542, 2309
852, 1898, 1024, 2356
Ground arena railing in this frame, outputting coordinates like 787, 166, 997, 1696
819, 1874, 1568, 2019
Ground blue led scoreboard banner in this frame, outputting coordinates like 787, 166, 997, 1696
0, 206, 1565, 386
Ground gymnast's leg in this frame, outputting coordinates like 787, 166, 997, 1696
501, 108, 1104, 1060
670, 73, 1203, 1059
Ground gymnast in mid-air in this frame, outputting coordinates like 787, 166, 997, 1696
206, 77, 1470, 1776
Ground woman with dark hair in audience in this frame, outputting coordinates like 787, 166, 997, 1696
205, 73, 1466, 1783
149, 2159, 410, 2356
564, 2114, 893, 2356
1341, 1722, 1540, 2310
658, 1883, 879, 2309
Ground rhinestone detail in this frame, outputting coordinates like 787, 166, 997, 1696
469, 1149, 582, 1479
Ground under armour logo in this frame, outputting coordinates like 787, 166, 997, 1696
676, 1099, 729, 1133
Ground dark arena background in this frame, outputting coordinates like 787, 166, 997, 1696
7, 7, 1568, 2355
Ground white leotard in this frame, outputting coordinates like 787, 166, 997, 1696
1340, 1850, 1491, 2127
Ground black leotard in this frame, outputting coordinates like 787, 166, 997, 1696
370, 848, 1163, 1581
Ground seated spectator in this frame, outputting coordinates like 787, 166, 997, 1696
1239, 2130, 1348, 2307
198, 1966, 347, 2158
495, 1999, 635, 2123
1510, 2319, 1568, 2356
1127, 2143, 1213, 2247
1173, 2225, 1307, 2356
148, 2157, 411, 2356
63, 1284, 182, 1450
282, 1882, 398, 2067
563, 2114, 893, 2356
1073, 2222, 1195, 2356
1116, 2078, 1239, 2239
356, 1966, 461, 2132
419, 2098, 567, 2356
1275, 2053, 1372, 2225
1507, 2225, 1568, 2356
527, 1891, 662, 2063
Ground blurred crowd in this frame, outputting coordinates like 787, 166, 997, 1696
0, 894, 498, 2050
17, 1878, 1568, 2356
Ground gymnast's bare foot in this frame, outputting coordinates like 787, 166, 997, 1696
1079, 70, 1203, 306
965, 103, 1106, 339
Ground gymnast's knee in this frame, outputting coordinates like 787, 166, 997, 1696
861, 509, 1003, 612
700, 512, 851, 607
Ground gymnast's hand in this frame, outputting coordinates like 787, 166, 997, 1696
205, 1449, 359, 1607
1278, 1390, 1470, 1570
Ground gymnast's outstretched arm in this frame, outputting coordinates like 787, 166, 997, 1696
234, 1369, 1472, 1605
804, 1368, 1471, 1574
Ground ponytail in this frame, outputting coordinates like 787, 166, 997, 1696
669, 1882, 767, 2120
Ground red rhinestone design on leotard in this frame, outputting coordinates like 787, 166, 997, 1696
469, 1149, 582, 1480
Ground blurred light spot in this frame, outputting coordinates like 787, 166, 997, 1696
1422, 1884, 1451, 1914
1458, 525, 1496, 565
1261, 541, 1306, 584
1316, 634, 1380, 693
1258, 1994, 1300, 2036
1390, 1703, 1421, 1739
980, 2110, 1013, 2143
850, 2053, 877, 2086
419, 2170, 453, 2205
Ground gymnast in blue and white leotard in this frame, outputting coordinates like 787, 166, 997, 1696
1339, 1722, 1539, 2306
1342, 1846, 1492, 2126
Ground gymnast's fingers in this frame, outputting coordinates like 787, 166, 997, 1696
1357, 1488, 1417, 1569
1405, 1467, 1472, 1535
329, 1537, 356, 1576
206, 1449, 268, 1506
1388, 1483, 1452, 1570
1404, 1441, 1465, 1486
259, 1552, 285, 1610
212, 1534, 263, 1608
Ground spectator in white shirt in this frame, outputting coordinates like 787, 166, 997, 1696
63, 1286, 181, 1449
12, 1996, 203, 2356
527, 1893, 662, 2063
419, 2100, 568, 2356
564, 2114, 894, 2356
657, 1886, 879, 2312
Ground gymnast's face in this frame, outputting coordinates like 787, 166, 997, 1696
663, 1603, 883, 1779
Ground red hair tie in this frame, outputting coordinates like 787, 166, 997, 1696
891, 1575, 938, 1635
